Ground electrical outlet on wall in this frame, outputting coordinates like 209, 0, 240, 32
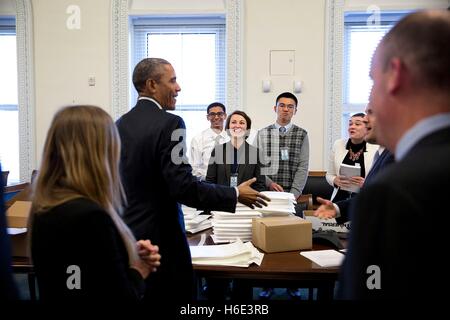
88, 76, 96, 86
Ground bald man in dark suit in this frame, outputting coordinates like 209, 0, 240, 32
339, 10, 450, 299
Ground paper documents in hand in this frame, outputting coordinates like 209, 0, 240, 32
190, 239, 264, 268
339, 163, 361, 193
300, 249, 345, 267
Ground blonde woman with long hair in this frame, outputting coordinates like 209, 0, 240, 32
30, 105, 160, 300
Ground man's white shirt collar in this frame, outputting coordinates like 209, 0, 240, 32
396, 113, 450, 161
274, 122, 293, 132
138, 96, 163, 110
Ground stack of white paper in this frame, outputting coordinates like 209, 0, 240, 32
182, 205, 212, 234
210, 208, 260, 243
256, 191, 296, 216
300, 249, 345, 267
190, 239, 264, 267
210, 192, 296, 243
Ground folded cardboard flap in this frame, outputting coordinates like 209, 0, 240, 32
6, 201, 32, 257
252, 216, 312, 253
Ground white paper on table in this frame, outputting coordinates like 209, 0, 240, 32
185, 214, 210, 224
190, 239, 264, 267
186, 220, 212, 234
7, 228, 27, 235
300, 249, 345, 267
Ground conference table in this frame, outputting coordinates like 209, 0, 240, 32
8, 180, 343, 301
188, 229, 342, 300
13, 229, 342, 301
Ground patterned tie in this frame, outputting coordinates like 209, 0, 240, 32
279, 126, 286, 134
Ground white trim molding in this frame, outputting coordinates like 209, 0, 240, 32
111, 0, 243, 116
111, 0, 129, 120
324, 0, 344, 166
225, 0, 243, 112
15, 0, 35, 182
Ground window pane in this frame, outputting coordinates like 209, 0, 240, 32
131, 17, 226, 155
0, 35, 18, 104
0, 32, 19, 184
347, 29, 385, 104
0, 109, 19, 184
147, 33, 216, 106
169, 110, 210, 155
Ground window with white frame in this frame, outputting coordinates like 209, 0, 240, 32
0, 17, 19, 185
130, 16, 226, 153
342, 11, 409, 138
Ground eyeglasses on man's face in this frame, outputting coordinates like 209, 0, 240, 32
207, 112, 226, 118
277, 103, 296, 110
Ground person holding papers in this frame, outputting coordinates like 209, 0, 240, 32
326, 113, 378, 201
314, 103, 395, 223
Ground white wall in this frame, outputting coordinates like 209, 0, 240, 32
129, 0, 225, 14
21, 0, 328, 170
344, 0, 449, 10
244, 0, 326, 170
32, 0, 112, 162
0, 0, 15, 15
2, 0, 449, 172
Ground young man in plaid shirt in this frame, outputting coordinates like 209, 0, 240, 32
257, 92, 310, 300
257, 92, 310, 203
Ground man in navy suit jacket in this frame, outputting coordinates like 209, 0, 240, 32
0, 164, 18, 300
314, 103, 394, 222
117, 58, 268, 303
339, 10, 450, 299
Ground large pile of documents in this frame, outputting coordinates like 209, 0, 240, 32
258, 191, 296, 215
210, 191, 296, 243
190, 239, 264, 267
211, 205, 259, 243
182, 205, 212, 234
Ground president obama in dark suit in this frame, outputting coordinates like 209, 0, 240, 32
117, 58, 268, 303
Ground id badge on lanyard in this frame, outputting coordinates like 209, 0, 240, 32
230, 173, 238, 187
281, 147, 289, 161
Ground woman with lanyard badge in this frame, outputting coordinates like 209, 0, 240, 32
206, 110, 265, 192
204, 110, 265, 300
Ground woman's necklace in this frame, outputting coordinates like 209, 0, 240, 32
349, 147, 364, 161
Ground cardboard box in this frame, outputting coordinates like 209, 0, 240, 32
303, 210, 350, 233
252, 216, 312, 253
6, 201, 32, 257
